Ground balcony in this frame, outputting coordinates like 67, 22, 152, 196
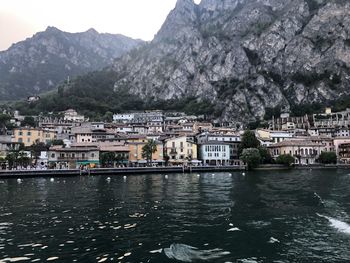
169, 148, 177, 155
294, 153, 317, 158
57, 157, 89, 161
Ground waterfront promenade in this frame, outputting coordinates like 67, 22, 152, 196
0, 165, 245, 178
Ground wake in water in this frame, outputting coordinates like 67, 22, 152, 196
317, 213, 350, 234
150, 243, 230, 262
313, 192, 324, 206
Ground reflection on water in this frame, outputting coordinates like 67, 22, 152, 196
0, 170, 350, 262
162, 243, 230, 262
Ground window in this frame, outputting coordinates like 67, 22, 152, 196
19, 131, 23, 136
91, 153, 95, 158
18, 138, 23, 143
82, 153, 85, 158
51, 153, 55, 158
27, 131, 31, 136
27, 138, 31, 143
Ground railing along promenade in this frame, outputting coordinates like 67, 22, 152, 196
0, 165, 245, 179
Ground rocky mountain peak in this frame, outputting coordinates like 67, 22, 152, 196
45, 26, 61, 32
85, 28, 99, 35
154, 0, 199, 42
175, 0, 196, 8
109, 0, 350, 123
199, 0, 243, 12
11, 0, 350, 124
0, 28, 143, 101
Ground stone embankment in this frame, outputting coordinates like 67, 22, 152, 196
0, 165, 245, 179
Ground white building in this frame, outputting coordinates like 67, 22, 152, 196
199, 142, 231, 165
256, 129, 294, 147
113, 113, 135, 123
197, 131, 241, 159
63, 109, 85, 122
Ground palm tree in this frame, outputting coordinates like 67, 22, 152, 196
142, 140, 157, 167
18, 151, 30, 168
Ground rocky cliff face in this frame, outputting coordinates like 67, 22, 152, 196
0, 27, 143, 101
110, 0, 350, 123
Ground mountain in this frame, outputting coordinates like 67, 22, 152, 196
15, 0, 350, 123
0, 27, 143, 101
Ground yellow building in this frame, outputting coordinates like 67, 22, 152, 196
13, 128, 57, 146
127, 136, 164, 166
165, 136, 197, 164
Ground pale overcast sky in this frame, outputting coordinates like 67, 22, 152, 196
0, 0, 201, 51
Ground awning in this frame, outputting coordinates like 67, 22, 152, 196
77, 161, 99, 165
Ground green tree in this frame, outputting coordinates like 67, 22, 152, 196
47, 139, 65, 147
163, 154, 170, 166
0, 113, 11, 134
100, 152, 116, 167
258, 146, 273, 164
103, 111, 113, 123
6, 152, 18, 170
21, 116, 36, 128
238, 130, 260, 156
28, 141, 48, 165
142, 140, 157, 166
318, 151, 337, 164
18, 151, 31, 168
0, 157, 6, 170
241, 148, 261, 170
276, 154, 295, 166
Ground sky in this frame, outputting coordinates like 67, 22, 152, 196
0, 0, 201, 51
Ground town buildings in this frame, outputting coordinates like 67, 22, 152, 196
269, 140, 324, 165
4, 106, 350, 169
48, 143, 100, 169
165, 136, 198, 165
13, 128, 56, 147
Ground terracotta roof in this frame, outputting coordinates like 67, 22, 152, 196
100, 146, 129, 152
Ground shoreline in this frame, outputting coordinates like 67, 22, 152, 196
0, 165, 245, 179
2, 164, 350, 179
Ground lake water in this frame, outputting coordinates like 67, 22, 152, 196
1, 170, 350, 263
